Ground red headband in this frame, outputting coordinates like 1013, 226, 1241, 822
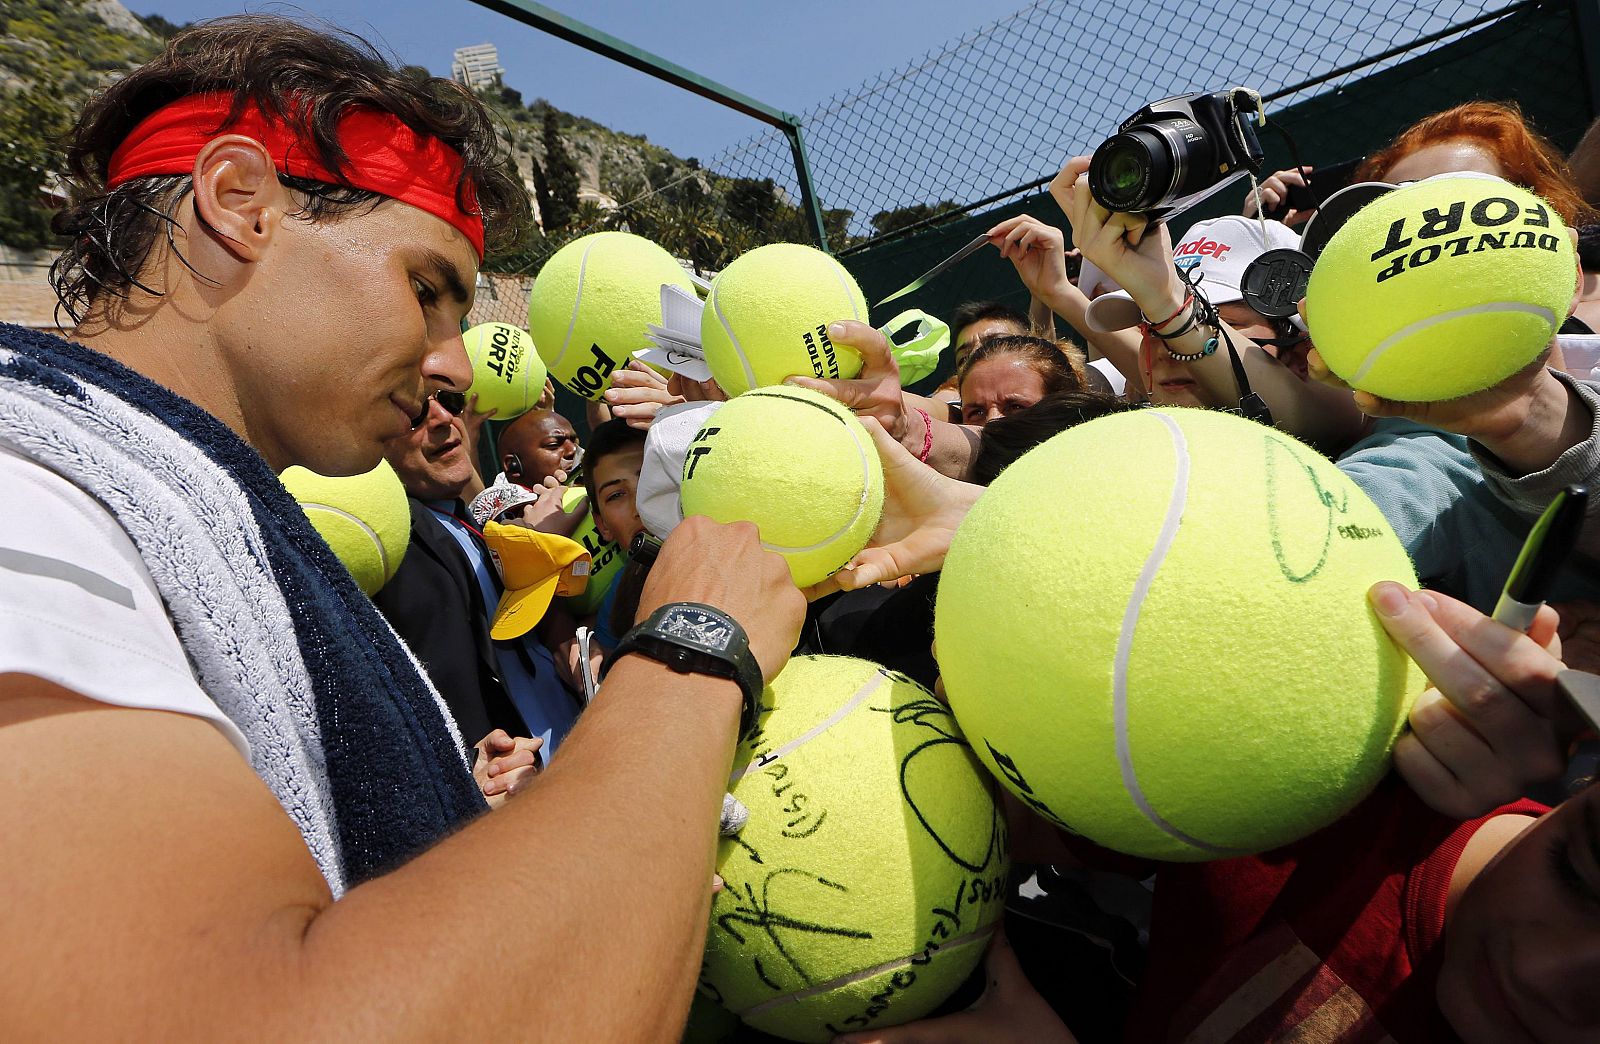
107, 93, 485, 259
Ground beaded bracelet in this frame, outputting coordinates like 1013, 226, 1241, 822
1164, 336, 1219, 362
1162, 295, 1221, 361
913, 406, 934, 463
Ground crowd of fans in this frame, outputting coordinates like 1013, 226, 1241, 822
5, 14, 1600, 1043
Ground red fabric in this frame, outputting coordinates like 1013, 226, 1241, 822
1108, 776, 1546, 1043
107, 93, 484, 259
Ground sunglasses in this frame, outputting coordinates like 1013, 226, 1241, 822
409, 389, 467, 429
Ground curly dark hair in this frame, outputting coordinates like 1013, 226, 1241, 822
49, 15, 531, 323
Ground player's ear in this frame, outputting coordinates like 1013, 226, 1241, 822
190, 134, 287, 262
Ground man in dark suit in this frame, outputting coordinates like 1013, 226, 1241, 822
374, 392, 582, 761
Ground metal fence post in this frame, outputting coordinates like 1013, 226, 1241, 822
784, 123, 830, 252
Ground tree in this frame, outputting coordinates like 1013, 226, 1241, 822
870, 200, 960, 237
137, 13, 186, 37
724, 178, 780, 237
821, 208, 855, 248
0, 86, 71, 250
538, 108, 580, 234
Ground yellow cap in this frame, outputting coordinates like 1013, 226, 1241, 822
483, 521, 591, 640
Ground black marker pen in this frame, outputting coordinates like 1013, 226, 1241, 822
1492, 485, 1588, 632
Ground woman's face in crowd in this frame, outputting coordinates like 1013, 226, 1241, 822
1438, 784, 1600, 1043
960, 355, 1048, 426
1145, 302, 1290, 409
1383, 139, 1507, 184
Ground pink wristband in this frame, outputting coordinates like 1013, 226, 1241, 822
913, 406, 934, 464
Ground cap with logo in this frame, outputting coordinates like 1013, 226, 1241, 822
469, 474, 544, 528
482, 521, 591, 640
636, 400, 724, 542
1084, 215, 1302, 332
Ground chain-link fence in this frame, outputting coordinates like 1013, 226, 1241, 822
708, 0, 1573, 242
837, 0, 1594, 394
471, 0, 1598, 400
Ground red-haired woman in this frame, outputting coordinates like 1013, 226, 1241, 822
1250, 101, 1600, 372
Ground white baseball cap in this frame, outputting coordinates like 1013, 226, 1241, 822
635, 400, 725, 541
1084, 215, 1302, 333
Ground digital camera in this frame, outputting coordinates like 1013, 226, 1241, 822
1088, 89, 1265, 216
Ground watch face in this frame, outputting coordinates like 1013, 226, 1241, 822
658, 605, 734, 652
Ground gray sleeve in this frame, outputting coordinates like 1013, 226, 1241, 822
1470, 369, 1600, 558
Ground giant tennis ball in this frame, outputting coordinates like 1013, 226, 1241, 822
679, 386, 882, 588
1306, 176, 1576, 401
935, 408, 1424, 862
463, 322, 546, 420
527, 231, 695, 401
282, 461, 411, 596
701, 243, 869, 396
560, 486, 625, 614
701, 655, 1007, 1042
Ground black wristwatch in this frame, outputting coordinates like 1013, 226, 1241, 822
602, 601, 764, 740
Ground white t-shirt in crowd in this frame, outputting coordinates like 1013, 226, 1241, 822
0, 443, 249, 756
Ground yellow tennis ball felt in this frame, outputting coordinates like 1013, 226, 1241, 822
527, 231, 695, 401
701, 655, 1008, 1042
559, 486, 624, 614
935, 408, 1424, 862
1306, 176, 1576, 402
701, 243, 868, 396
463, 322, 545, 420
282, 461, 411, 596
679, 386, 882, 588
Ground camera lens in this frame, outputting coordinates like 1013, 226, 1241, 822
1089, 129, 1173, 213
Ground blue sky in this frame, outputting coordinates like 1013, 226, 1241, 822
132, 0, 1031, 163
129, 0, 1505, 232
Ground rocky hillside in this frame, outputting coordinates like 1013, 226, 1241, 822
0, 0, 854, 273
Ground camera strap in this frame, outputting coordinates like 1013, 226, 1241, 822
1178, 265, 1273, 426
1218, 322, 1273, 426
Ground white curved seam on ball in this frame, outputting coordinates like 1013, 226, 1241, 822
827, 261, 862, 322
713, 282, 760, 393
305, 505, 388, 577
556, 237, 599, 371
1351, 301, 1557, 385
1113, 412, 1235, 856
735, 923, 998, 1018
757, 418, 875, 555
727, 669, 887, 784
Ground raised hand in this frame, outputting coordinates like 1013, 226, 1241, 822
1371, 581, 1578, 819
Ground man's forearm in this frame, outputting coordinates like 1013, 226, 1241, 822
1474, 370, 1592, 477
298, 655, 741, 1038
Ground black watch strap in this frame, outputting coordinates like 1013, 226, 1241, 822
602, 601, 763, 739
